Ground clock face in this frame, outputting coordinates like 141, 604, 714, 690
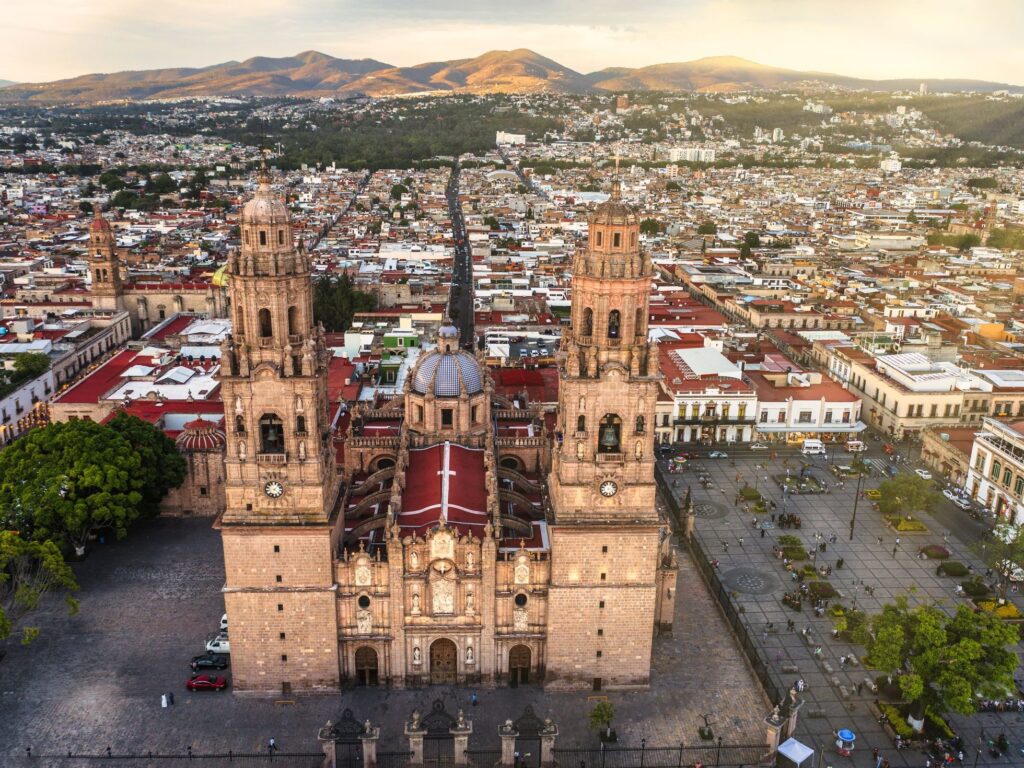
264, 481, 285, 499
599, 480, 618, 498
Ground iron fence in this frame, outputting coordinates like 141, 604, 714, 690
553, 743, 772, 768
24, 751, 324, 767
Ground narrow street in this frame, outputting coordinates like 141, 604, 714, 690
445, 164, 474, 347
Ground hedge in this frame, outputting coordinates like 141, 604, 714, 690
938, 561, 969, 577
960, 578, 991, 597
920, 544, 950, 559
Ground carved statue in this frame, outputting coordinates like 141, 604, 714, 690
411, 592, 420, 612
465, 550, 474, 570
410, 550, 419, 570
466, 590, 475, 612
412, 647, 422, 665
237, 440, 246, 460
457, 709, 467, 727
465, 646, 474, 664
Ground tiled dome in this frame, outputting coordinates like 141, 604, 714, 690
176, 418, 226, 452
411, 349, 483, 397
241, 161, 289, 226
591, 179, 637, 226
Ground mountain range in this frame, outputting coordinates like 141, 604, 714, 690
2, 49, 1021, 104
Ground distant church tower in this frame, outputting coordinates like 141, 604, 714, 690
218, 160, 343, 693
545, 179, 667, 690
87, 208, 123, 311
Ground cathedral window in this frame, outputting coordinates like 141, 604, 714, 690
259, 414, 285, 454
471, 405, 479, 424
244, 231, 250, 245
613, 232, 621, 248
598, 414, 622, 454
631, 232, 637, 247
278, 229, 285, 245
259, 230, 267, 246
292, 355, 302, 376
595, 231, 603, 247
577, 415, 586, 433
635, 308, 644, 337
287, 306, 299, 336
416, 405, 424, 423
295, 415, 306, 435
514, 593, 528, 607
358, 595, 371, 609
258, 308, 273, 338
235, 415, 245, 434
607, 310, 620, 339
582, 308, 593, 337
441, 409, 454, 428
635, 415, 645, 434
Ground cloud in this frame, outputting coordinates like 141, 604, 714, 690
3, 0, 1023, 84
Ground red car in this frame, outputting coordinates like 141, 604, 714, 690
186, 674, 228, 691
883, 443, 895, 455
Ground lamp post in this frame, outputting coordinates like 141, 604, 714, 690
849, 459, 865, 541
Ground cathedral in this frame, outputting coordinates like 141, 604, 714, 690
219, 167, 677, 694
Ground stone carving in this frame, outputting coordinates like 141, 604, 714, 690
465, 646, 474, 664
409, 550, 419, 570
433, 579, 454, 614
513, 608, 528, 632
412, 647, 422, 665
354, 564, 371, 587
430, 529, 454, 562
411, 591, 421, 613
465, 590, 475, 613
238, 440, 247, 460
514, 559, 530, 585
576, 441, 585, 460
356, 608, 372, 634
465, 550, 473, 571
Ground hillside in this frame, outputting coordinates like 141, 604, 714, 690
2, 49, 1021, 104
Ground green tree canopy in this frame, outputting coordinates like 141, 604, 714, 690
0, 532, 79, 646
697, 221, 717, 235
980, 522, 1024, 590
876, 473, 940, 517
106, 413, 187, 510
389, 183, 409, 200
867, 597, 1018, 717
588, 700, 614, 733
312, 273, 378, 333
639, 218, 661, 236
0, 420, 147, 551
743, 231, 761, 247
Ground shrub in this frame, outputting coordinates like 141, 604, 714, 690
879, 702, 914, 739
920, 544, 950, 559
808, 581, 837, 599
975, 599, 1022, 619
938, 561, 969, 577
829, 605, 846, 617
960, 578, 991, 598
925, 709, 955, 740
777, 534, 807, 561
885, 515, 928, 532
740, 486, 762, 501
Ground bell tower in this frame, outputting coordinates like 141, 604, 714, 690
87, 207, 124, 312
545, 178, 665, 690
218, 159, 342, 693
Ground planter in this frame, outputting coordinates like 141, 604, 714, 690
698, 726, 714, 741
599, 729, 618, 744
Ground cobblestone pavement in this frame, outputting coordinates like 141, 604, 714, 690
663, 449, 1024, 768
1, 516, 766, 763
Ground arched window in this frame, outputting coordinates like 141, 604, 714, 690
577, 415, 586, 433
287, 306, 299, 336
635, 415, 645, 434
259, 230, 267, 246
635, 308, 644, 338
259, 414, 285, 454
613, 232, 621, 248
582, 307, 593, 336
235, 415, 245, 434
278, 229, 284, 245
296, 415, 307, 435
598, 414, 622, 454
608, 310, 620, 339
258, 308, 272, 338
595, 231, 603, 247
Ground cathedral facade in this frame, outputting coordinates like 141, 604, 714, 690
218, 168, 676, 695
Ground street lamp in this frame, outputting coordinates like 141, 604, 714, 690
849, 458, 865, 541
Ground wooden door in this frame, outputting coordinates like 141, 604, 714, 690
430, 639, 457, 684
509, 645, 531, 687
355, 646, 378, 686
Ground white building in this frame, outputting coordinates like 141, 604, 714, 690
668, 146, 716, 163
880, 157, 902, 173
965, 418, 1024, 525
495, 131, 527, 146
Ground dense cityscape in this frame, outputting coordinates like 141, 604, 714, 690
1, 19, 1024, 768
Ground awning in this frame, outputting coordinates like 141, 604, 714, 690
755, 421, 866, 434
777, 738, 815, 766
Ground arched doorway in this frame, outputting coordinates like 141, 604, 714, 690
354, 646, 378, 686
509, 645, 531, 687
429, 638, 457, 685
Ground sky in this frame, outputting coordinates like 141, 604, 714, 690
5, 0, 1024, 85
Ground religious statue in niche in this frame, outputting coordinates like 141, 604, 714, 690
409, 550, 419, 570
354, 564, 371, 587
465, 645, 474, 664
465, 590, 475, 614
411, 591, 421, 613
465, 549, 474, 571
432, 579, 455, 614
412, 646, 422, 665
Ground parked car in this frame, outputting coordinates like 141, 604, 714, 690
708, 451, 728, 459
191, 653, 229, 671
205, 635, 230, 655
749, 442, 770, 451
915, 469, 933, 481
186, 674, 228, 692
952, 497, 972, 511
219, 613, 228, 632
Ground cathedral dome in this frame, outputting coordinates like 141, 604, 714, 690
411, 348, 483, 397
590, 180, 637, 227
176, 417, 226, 452
240, 161, 290, 227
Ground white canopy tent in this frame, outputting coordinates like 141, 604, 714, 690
777, 738, 815, 767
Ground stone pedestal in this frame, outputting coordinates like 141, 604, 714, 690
783, 688, 804, 739
361, 721, 380, 767
450, 710, 473, 766
498, 720, 519, 767
406, 710, 427, 765
539, 718, 559, 766
317, 721, 337, 768
764, 707, 785, 755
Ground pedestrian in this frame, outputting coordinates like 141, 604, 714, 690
877, 536, 883, 545
857, 682, 863, 695
771, 513, 776, 523
723, 542, 729, 553
738, 537, 744, 547
269, 737, 278, 753
470, 692, 478, 706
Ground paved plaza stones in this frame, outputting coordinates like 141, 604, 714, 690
0, 516, 767, 763
666, 451, 1024, 768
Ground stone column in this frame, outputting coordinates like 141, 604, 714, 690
498, 719, 519, 767
764, 707, 785, 755
539, 718, 559, 767
361, 720, 381, 767
405, 710, 427, 765
450, 709, 473, 766
317, 721, 337, 768
784, 689, 804, 739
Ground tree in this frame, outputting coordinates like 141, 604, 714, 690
389, 183, 409, 201
866, 597, 1018, 721
78, 201, 94, 215
980, 522, 1024, 591
876, 473, 940, 517
740, 243, 752, 259
145, 172, 177, 195
98, 170, 124, 192
906, 211, 918, 224
743, 231, 761, 248
106, 413, 186, 510
13, 352, 51, 380
312, 273, 378, 333
665, 180, 681, 192
639, 218, 661, 236
697, 221, 717, 235
0, 532, 79, 646
588, 700, 614, 739
0, 420, 145, 554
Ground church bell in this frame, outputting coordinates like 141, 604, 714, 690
599, 423, 619, 450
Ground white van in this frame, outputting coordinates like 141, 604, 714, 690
844, 440, 866, 453
801, 439, 826, 456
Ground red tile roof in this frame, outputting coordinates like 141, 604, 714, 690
398, 443, 488, 537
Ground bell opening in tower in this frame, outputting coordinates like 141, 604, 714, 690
608, 310, 620, 339
598, 414, 621, 454
259, 414, 285, 454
